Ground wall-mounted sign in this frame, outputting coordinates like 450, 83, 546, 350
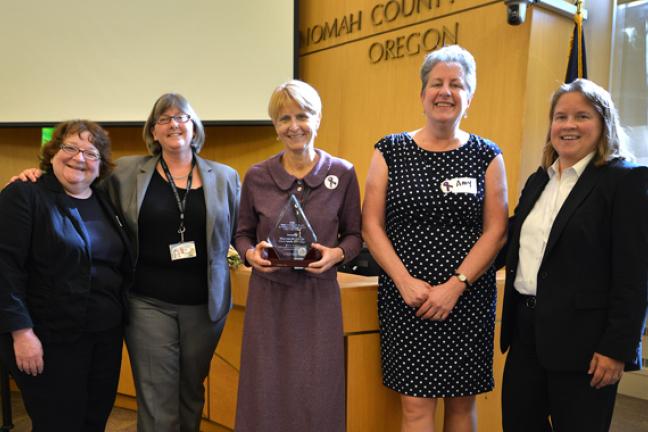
300, 0, 461, 63
368, 23, 458, 63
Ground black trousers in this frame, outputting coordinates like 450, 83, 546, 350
501, 294, 618, 432
0, 326, 123, 432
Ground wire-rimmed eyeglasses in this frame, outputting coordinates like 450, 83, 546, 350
59, 144, 101, 161
156, 114, 191, 125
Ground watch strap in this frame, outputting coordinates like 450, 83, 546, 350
454, 272, 472, 290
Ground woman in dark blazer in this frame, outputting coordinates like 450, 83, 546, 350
500, 79, 648, 431
0, 120, 133, 431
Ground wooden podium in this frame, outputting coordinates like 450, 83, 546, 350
115, 268, 505, 432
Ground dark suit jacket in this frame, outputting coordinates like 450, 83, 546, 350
0, 173, 134, 343
500, 159, 648, 371
104, 154, 240, 323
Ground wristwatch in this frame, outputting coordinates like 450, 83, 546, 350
453, 272, 471, 290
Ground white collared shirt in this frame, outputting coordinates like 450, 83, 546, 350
514, 153, 595, 295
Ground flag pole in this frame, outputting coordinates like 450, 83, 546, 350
576, 0, 584, 78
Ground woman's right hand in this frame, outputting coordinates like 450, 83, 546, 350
12, 328, 44, 376
395, 276, 432, 308
245, 241, 278, 273
8, 168, 43, 185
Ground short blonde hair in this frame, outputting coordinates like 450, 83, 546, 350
268, 80, 322, 122
542, 79, 632, 169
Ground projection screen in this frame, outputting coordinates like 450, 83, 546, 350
0, 0, 297, 125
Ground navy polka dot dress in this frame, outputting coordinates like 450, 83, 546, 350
376, 132, 501, 398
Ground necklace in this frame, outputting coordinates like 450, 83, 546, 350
170, 172, 191, 180
160, 165, 193, 180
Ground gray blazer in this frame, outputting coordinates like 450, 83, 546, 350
104, 154, 240, 323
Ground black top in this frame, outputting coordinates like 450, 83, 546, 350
135, 170, 208, 304
66, 194, 124, 331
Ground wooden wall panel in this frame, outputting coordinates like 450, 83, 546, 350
516, 8, 573, 191
300, 1, 531, 205
301, 0, 497, 53
214, 307, 246, 371
209, 355, 239, 430
117, 345, 136, 397
0, 124, 278, 186
0, 2, 614, 204
0, 128, 42, 185
346, 333, 402, 432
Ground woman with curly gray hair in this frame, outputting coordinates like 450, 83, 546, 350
363, 45, 508, 431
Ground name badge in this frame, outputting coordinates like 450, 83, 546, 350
440, 177, 477, 195
169, 241, 197, 261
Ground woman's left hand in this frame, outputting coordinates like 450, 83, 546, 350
588, 352, 625, 389
245, 241, 279, 273
415, 279, 464, 321
305, 243, 344, 274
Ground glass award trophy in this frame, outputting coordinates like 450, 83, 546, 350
266, 194, 320, 267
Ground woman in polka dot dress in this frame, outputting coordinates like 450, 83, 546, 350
363, 45, 509, 431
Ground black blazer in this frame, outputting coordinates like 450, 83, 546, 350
500, 159, 648, 371
0, 173, 134, 343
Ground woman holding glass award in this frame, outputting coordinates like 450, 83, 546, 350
234, 79, 362, 431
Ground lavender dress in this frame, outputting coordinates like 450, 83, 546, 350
234, 149, 362, 432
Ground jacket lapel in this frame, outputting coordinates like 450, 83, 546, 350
543, 161, 602, 257
196, 156, 217, 253
136, 157, 159, 217
512, 168, 550, 243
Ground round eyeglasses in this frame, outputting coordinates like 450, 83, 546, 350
59, 144, 101, 161
156, 114, 191, 125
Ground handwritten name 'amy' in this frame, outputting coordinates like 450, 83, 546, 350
440, 177, 477, 194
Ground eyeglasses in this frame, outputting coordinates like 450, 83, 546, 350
156, 114, 191, 125
59, 144, 101, 161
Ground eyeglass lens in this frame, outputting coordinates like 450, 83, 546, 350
60, 144, 101, 160
157, 114, 191, 125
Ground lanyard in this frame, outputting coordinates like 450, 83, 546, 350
159, 155, 197, 243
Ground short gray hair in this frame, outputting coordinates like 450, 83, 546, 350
143, 93, 206, 155
420, 45, 477, 97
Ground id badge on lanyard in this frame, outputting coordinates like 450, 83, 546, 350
160, 155, 198, 261
169, 240, 197, 261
